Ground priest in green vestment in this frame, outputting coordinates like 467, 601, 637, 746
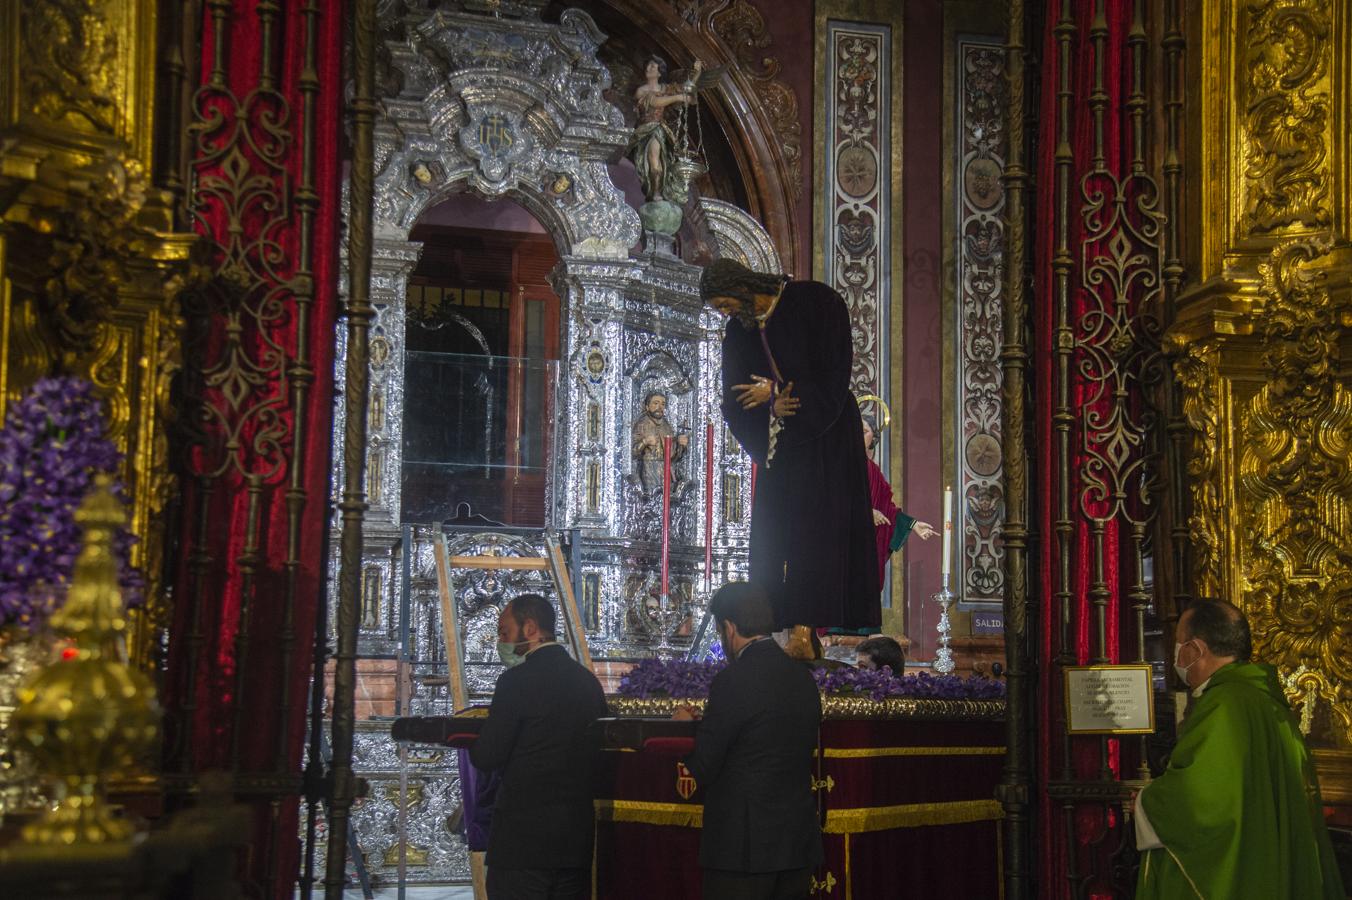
1134, 599, 1344, 900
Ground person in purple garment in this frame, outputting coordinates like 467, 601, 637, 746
455, 749, 500, 899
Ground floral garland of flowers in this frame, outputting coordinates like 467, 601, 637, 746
617, 656, 1005, 701
0, 377, 144, 630
812, 665, 1005, 702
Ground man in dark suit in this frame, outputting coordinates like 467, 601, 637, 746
675, 582, 823, 900
469, 593, 608, 900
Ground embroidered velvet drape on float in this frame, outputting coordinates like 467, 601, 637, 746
163, 1, 344, 896
1031, 1, 1165, 896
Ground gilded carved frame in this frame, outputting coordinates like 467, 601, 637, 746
1175, 0, 1352, 759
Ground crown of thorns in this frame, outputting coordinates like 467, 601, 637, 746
698, 258, 788, 305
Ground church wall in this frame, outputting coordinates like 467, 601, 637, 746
742, 0, 814, 275
899, 0, 946, 657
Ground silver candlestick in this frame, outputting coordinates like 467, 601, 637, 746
932, 572, 956, 674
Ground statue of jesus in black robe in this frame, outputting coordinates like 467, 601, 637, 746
700, 259, 879, 655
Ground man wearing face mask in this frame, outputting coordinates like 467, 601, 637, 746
1134, 599, 1344, 900
469, 593, 608, 900
674, 581, 822, 900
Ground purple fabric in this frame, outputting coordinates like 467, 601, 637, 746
457, 747, 500, 852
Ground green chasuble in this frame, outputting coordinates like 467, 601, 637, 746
1137, 661, 1344, 900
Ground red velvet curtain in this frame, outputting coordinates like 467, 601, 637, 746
1033, 1, 1150, 896
164, 1, 344, 896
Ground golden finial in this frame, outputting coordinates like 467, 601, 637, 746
9, 476, 160, 845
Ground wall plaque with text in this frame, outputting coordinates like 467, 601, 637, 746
1063, 664, 1156, 735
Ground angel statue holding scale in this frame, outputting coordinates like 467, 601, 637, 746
629, 55, 720, 238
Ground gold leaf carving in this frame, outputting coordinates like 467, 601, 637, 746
37, 160, 151, 360
19, 0, 119, 135
1172, 338, 1224, 599
1241, 0, 1332, 234
1, 154, 207, 668
709, 1, 777, 79
1241, 238, 1352, 744
2, 0, 200, 677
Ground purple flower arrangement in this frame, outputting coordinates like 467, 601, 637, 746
615, 656, 1005, 701
0, 377, 143, 630
619, 657, 727, 699
812, 666, 1006, 702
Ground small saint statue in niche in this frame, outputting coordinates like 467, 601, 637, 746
629, 56, 716, 205
629, 390, 689, 499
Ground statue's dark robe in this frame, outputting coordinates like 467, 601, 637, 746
720, 280, 879, 630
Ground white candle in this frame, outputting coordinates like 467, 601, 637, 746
941, 486, 953, 576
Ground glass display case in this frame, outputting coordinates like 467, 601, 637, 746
401, 352, 559, 527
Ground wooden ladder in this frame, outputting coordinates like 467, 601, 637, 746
431, 531, 592, 710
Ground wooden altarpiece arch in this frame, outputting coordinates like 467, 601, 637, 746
581, 0, 806, 276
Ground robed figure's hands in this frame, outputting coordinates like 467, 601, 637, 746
772, 381, 799, 418
733, 375, 773, 410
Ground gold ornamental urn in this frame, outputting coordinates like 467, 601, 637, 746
9, 478, 161, 845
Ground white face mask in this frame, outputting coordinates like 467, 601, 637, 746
496, 638, 530, 667
1173, 640, 1197, 685
496, 623, 535, 668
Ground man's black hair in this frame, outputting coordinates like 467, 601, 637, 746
856, 635, 905, 673
708, 581, 775, 638
507, 592, 557, 640
1183, 599, 1251, 661
698, 258, 788, 308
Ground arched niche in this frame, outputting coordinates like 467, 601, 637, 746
352, 3, 643, 532
346, 1, 780, 533
400, 192, 563, 527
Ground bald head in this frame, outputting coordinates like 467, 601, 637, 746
1175, 599, 1250, 690
1179, 600, 1251, 661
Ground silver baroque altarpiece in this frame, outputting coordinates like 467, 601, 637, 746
326, 0, 779, 884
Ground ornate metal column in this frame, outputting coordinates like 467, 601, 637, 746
997, 3, 1033, 897
326, 0, 379, 887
